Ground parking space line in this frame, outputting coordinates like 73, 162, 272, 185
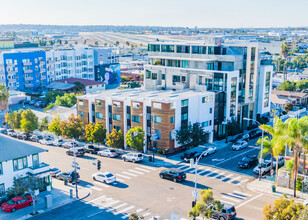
222, 195, 241, 203
122, 171, 138, 177
233, 190, 252, 197
116, 174, 131, 179
129, 169, 144, 174
135, 167, 150, 172
106, 203, 127, 212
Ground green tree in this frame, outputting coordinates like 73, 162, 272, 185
85, 122, 95, 143
95, 41, 99, 46
54, 93, 78, 108
48, 115, 61, 136
20, 109, 38, 132
92, 122, 107, 144
129, 212, 144, 220
5, 110, 23, 129
73, 82, 85, 92
45, 90, 65, 103
60, 114, 84, 139
281, 42, 291, 81
0, 84, 9, 115
126, 127, 145, 151
191, 122, 209, 147
277, 80, 297, 91
39, 117, 49, 131
106, 129, 124, 149
296, 79, 308, 91
121, 76, 128, 83
176, 124, 192, 148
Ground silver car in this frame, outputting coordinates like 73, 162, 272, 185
122, 153, 143, 163
98, 149, 119, 158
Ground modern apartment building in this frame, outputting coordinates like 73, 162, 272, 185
145, 40, 273, 139
77, 89, 215, 152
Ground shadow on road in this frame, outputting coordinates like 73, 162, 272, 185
179, 180, 211, 190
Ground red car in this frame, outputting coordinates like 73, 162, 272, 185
1, 195, 36, 212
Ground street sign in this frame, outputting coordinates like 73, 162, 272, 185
72, 162, 79, 166
192, 191, 198, 200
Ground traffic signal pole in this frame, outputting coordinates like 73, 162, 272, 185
73, 138, 78, 199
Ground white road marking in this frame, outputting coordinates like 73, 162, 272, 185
140, 166, 156, 171
233, 190, 252, 197
182, 167, 194, 172
135, 208, 143, 213
129, 169, 144, 174
178, 165, 188, 169
203, 171, 216, 177
215, 148, 256, 165
116, 178, 125, 182
114, 205, 135, 215
237, 179, 249, 185
85, 185, 102, 191
229, 176, 242, 183
221, 174, 234, 181
93, 181, 111, 188
225, 193, 245, 200
222, 195, 241, 203
116, 174, 132, 179
211, 172, 225, 178
135, 167, 150, 172
106, 203, 127, 212
219, 200, 235, 206
102, 200, 120, 208
142, 212, 151, 217
236, 194, 264, 209
122, 171, 138, 177
198, 169, 210, 175
86, 195, 106, 204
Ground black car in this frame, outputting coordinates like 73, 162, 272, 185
29, 135, 44, 142
17, 132, 31, 140
83, 144, 100, 154
159, 168, 186, 182
55, 171, 80, 183
238, 155, 258, 168
248, 129, 262, 139
181, 152, 201, 163
66, 148, 85, 157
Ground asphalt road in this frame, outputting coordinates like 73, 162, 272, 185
6, 136, 276, 220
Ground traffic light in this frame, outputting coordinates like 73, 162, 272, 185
97, 160, 101, 171
192, 201, 196, 208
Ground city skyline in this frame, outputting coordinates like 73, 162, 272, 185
0, 0, 307, 28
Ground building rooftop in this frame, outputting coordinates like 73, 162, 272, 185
272, 90, 308, 99
271, 94, 291, 105
55, 78, 104, 87
47, 82, 76, 91
77, 88, 214, 103
0, 135, 47, 162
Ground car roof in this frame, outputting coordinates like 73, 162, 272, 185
12, 196, 23, 202
100, 172, 113, 175
165, 168, 183, 172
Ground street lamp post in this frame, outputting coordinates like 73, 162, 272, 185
72, 138, 79, 199
243, 117, 264, 181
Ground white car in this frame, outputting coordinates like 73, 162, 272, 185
202, 147, 216, 157
92, 172, 117, 184
39, 138, 53, 145
253, 161, 272, 175
231, 141, 248, 151
122, 153, 144, 163
52, 139, 64, 147
98, 149, 119, 158
273, 156, 285, 167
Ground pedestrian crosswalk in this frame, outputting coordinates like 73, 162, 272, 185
220, 190, 253, 204
175, 164, 250, 186
86, 195, 156, 219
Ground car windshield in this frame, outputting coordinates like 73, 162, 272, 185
137, 154, 142, 157
227, 206, 235, 213
7, 199, 15, 205
258, 163, 269, 168
242, 157, 250, 162
105, 174, 113, 178
110, 150, 116, 153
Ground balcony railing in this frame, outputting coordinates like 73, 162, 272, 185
23, 62, 32, 66
41, 76, 47, 80
25, 76, 33, 80
7, 71, 16, 75
25, 83, 34, 87
40, 68, 46, 73
39, 61, 45, 65
28, 162, 50, 175
6, 63, 15, 67
24, 69, 33, 74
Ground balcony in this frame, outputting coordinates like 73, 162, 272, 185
24, 69, 33, 74
47, 60, 55, 64
40, 68, 46, 73
195, 84, 208, 92
39, 61, 45, 65
41, 76, 47, 80
27, 162, 50, 176
25, 83, 34, 87
25, 76, 33, 80
6, 63, 15, 67
7, 70, 16, 75
23, 61, 32, 66
9, 79, 16, 83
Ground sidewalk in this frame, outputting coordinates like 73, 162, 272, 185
246, 178, 308, 202
0, 179, 90, 220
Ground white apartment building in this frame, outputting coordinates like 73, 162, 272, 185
145, 40, 273, 139
46, 46, 95, 82
77, 89, 215, 153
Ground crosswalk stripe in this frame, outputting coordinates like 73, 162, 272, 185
198, 169, 210, 175
237, 179, 249, 185
106, 203, 127, 212
114, 205, 135, 215
182, 167, 194, 172
135, 167, 150, 172
86, 195, 106, 204
225, 193, 245, 200
222, 195, 241, 203
140, 166, 156, 171
102, 200, 121, 208
122, 171, 138, 177
203, 171, 216, 177
93, 181, 111, 188
178, 165, 188, 169
142, 212, 151, 217
117, 178, 125, 182
87, 185, 102, 191
129, 169, 144, 174
221, 174, 234, 181
229, 176, 242, 183
116, 174, 132, 179
233, 190, 252, 197
135, 208, 143, 213
211, 172, 225, 178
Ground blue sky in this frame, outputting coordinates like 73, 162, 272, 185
0, 0, 307, 28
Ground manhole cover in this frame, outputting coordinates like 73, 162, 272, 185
169, 187, 175, 190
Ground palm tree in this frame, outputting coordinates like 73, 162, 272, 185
280, 42, 290, 81
285, 116, 308, 197
0, 84, 9, 115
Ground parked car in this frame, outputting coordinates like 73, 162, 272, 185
181, 152, 200, 162
1, 195, 36, 212
38, 101, 47, 108
29, 99, 38, 105
273, 156, 285, 167
55, 171, 80, 183
122, 153, 143, 163
253, 160, 272, 175
0, 128, 7, 134
62, 142, 78, 149
238, 155, 258, 168
39, 138, 53, 145
83, 144, 100, 154
50, 167, 61, 177
232, 133, 250, 143
92, 172, 117, 184
202, 147, 217, 157
248, 128, 262, 139
23, 99, 30, 104
52, 139, 64, 147
159, 168, 186, 182
7, 129, 18, 137
17, 132, 31, 140
34, 101, 42, 108
66, 148, 85, 157
98, 149, 119, 158
209, 202, 237, 220
29, 135, 44, 142
231, 140, 248, 151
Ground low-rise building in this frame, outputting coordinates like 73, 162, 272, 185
55, 77, 105, 94
271, 90, 308, 107
77, 89, 215, 153
0, 135, 51, 200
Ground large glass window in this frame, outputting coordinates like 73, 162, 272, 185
148, 44, 160, 52
78, 111, 84, 117
170, 116, 175, 123
176, 45, 190, 53
153, 116, 161, 123
13, 157, 28, 171
172, 75, 181, 84
181, 99, 188, 107
161, 45, 174, 53
154, 129, 161, 140
213, 73, 224, 91
132, 115, 140, 123
113, 114, 121, 121
192, 46, 206, 54
0, 162, 2, 175
32, 154, 39, 168
181, 113, 188, 120
182, 60, 189, 68
152, 73, 157, 80
146, 70, 151, 79
96, 112, 103, 119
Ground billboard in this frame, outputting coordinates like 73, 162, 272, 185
95, 63, 121, 85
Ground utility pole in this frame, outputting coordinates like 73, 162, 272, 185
152, 113, 156, 162
73, 138, 78, 199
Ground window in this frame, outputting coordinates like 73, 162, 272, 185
146, 70, 151, 79
153, 116, 161, 123
0, 162, 2, 175
13, 157, 28, 171
202, 96, 209, 103
176, 45, 190, 53
79, 111, 84, 117
210, 108, 212, 114
161, 45, 174, 53
127, 113, 131, 120
96, 112, 103, 119
0, 184, 4, 197
32, 154, 39, 168
152, 73, 157, 80
170, 130, 174, 140
202, 121, 209, 127
79, 100, 83, 106
181, 113, 188, 120
114, 126, 121, 132
182, 60, 188, 68
172, 75, 181, 83
181, 99, 188, 107
113, 114, 121, 121
132, 115, 140, 123
170, 116, 175, 123
113, 101, 120, 108
96, 101, 103, 106
209, 95, 213, 102
162, 74, 165, 80
153, 102, 162, 109
154, 129, 161, 140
